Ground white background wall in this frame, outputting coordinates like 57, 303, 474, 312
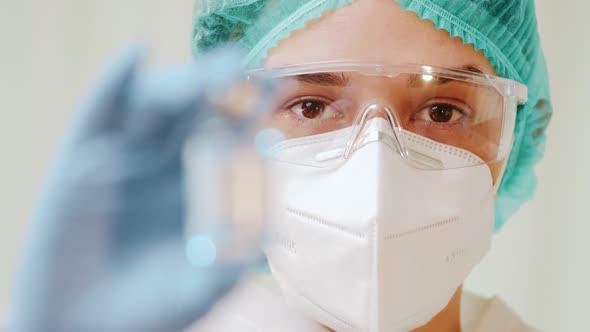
1, 0, 588, 330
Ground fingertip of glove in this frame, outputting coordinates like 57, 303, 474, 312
98, 44, 147, 91
192, 47, 246, 89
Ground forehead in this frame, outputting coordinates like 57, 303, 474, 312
264, 0, 495, 75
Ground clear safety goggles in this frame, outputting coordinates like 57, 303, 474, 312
247, 62, 528, 170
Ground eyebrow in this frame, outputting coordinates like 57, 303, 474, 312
293, 72, 350, 87
290, 64, 484, 87
408, 64, 485, 87
456, 64, 484, 74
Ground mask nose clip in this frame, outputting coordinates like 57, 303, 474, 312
344, 104, 407, 160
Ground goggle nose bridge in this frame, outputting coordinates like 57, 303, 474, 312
344, 104, 408, 160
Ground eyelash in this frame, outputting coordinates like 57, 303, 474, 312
284, 96, 332, 109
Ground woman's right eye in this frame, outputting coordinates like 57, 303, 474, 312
294, 100, 326, 119
287, 98, 341, 120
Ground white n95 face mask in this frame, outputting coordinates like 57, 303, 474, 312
263, 117, 496, 332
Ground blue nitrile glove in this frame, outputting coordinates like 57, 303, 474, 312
13, 46, 263, 332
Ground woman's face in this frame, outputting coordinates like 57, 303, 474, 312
264, 0, 505, 182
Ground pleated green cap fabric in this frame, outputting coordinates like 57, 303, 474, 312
192, 0, 552, 230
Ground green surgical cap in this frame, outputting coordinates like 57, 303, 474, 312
192, 0, 552, 231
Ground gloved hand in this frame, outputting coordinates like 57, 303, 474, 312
14, 46, 262, 332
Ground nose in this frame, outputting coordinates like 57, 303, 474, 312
358, 104, 401, 125
345, 103, 407, 159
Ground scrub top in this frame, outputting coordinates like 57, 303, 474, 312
188, 274, 537, 332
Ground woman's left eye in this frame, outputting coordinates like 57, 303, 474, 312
415, 102, 469, 124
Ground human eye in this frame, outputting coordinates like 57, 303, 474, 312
413, 99, 472, 125
285, 97, 343, 121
